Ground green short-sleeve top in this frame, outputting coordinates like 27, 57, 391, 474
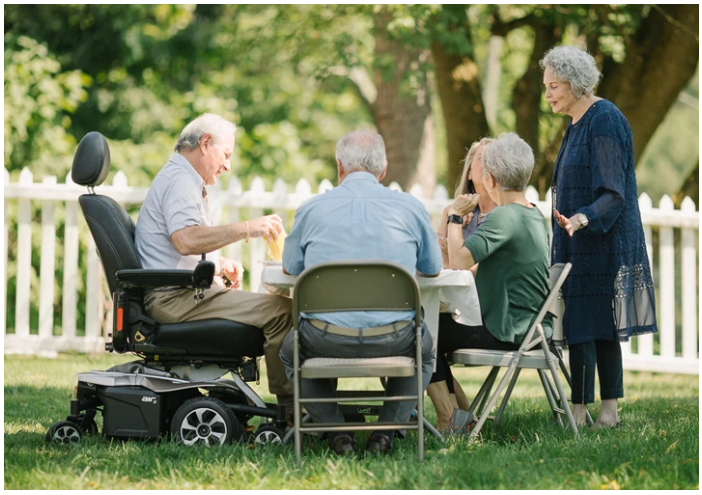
464, 203, 552, 343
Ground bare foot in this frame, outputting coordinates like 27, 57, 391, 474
572, 403, 588, 427
594, 399, 620, 428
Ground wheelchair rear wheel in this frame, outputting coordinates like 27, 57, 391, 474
171, 397, 246, 447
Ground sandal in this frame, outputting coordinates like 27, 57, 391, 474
444, 408, 473, 436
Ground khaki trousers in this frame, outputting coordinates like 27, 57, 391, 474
145, 286, 293, 396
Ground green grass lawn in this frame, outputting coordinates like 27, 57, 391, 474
4, 353, 699, 489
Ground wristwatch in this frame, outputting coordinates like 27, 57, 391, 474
447, 214, 463, 225
574, 213, 589, 230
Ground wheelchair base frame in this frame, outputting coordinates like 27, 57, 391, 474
49, 358, 287, 444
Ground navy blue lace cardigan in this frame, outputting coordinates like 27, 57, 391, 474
551, 99, 658, 345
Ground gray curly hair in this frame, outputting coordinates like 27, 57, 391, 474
175, 113, 237, 153
539, 45, 601, 98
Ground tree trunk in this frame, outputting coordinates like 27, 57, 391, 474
511, 22, 561, 193
674, 161, 699, 208
430, 5, 490, 192
598, 4, 699, 163
370, 11, 435, 195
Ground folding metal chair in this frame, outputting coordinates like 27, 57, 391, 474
291, 261, 426, 466
449, 262, 579, 444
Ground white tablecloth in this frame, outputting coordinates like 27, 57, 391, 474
261, 265, 482, 364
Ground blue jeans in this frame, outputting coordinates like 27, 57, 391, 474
279, 319, 435, 426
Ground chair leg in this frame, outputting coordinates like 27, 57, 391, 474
494, 368, 521, 424
283, 414, 312, 445
415, 325, 423, 462
537, 369, 564, 428
293, 330, 302, 467
475, 367, 499, 419
542, 340, 577, 435
468, 359, 520, 445
467, 372, 488, 415
423, 416, 445, 443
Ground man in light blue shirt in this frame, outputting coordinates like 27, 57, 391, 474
280, 130, 441, 456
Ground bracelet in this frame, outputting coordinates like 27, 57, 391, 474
244, 221, 250, 243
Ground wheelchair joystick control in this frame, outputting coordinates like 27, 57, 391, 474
194, 289, 205, 304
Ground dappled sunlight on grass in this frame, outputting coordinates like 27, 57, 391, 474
4, 354, 699, 489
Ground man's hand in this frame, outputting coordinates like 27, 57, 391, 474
248, 214, 283, 242
451, 193, 480, 217
220, 257, 244, 289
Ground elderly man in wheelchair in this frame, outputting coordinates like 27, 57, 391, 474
46, 114, 295, 447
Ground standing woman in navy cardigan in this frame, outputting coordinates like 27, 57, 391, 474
540, 46, 658, 428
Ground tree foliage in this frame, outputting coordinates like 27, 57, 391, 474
5, 4, 698, 197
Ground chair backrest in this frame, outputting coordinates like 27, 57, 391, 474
519, 262, 572, 349
72, 132, 142, 294
292, 260, 422, 330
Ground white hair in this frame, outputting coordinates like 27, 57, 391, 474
481, 132, 534, 192
335, 130, 386, 176
539, 45, 602, 98
175, 113, 237, 152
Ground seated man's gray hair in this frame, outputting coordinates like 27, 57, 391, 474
481, 132, 534, 192
335, 130, 386, 176
175, 114, 237, 153
539, 45, 601, 98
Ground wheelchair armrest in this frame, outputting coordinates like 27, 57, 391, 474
116, 265, 214, 290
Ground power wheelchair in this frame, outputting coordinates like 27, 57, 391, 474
45, 132, 287, 447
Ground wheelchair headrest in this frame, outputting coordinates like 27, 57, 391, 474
72, 132, 111, 188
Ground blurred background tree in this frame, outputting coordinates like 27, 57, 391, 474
5, 4, 698, 201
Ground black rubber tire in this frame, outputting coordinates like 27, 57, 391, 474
252, 424, 285, 445
45, 420, 83, 445
170, 397, 245, 446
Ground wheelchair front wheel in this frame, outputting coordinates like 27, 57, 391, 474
253, 424, 285, 445
46, 420, 82, 445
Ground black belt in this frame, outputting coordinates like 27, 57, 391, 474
308, 319, 412, 338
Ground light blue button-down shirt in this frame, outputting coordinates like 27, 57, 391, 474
283, 171, 442, 328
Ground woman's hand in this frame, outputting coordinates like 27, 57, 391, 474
462, 211, 475, 227
438, 234, 450, 268
451, 193, 480, 216
553, 209, 577, 237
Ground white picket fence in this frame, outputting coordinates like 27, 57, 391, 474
3, 167, 700, 374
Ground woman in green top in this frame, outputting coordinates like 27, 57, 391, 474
428, 132, 553, 434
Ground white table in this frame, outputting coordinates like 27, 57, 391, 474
261, 265, 482, 363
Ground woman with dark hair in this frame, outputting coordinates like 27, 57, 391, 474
437, 137, 497, 267
430, 138, 498, 431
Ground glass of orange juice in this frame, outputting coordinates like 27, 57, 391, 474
266, 228, 287, 261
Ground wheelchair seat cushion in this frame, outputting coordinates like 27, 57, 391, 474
153, 318, 264, 357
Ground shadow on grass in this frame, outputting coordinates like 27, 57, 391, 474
4, 382, 699, 489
